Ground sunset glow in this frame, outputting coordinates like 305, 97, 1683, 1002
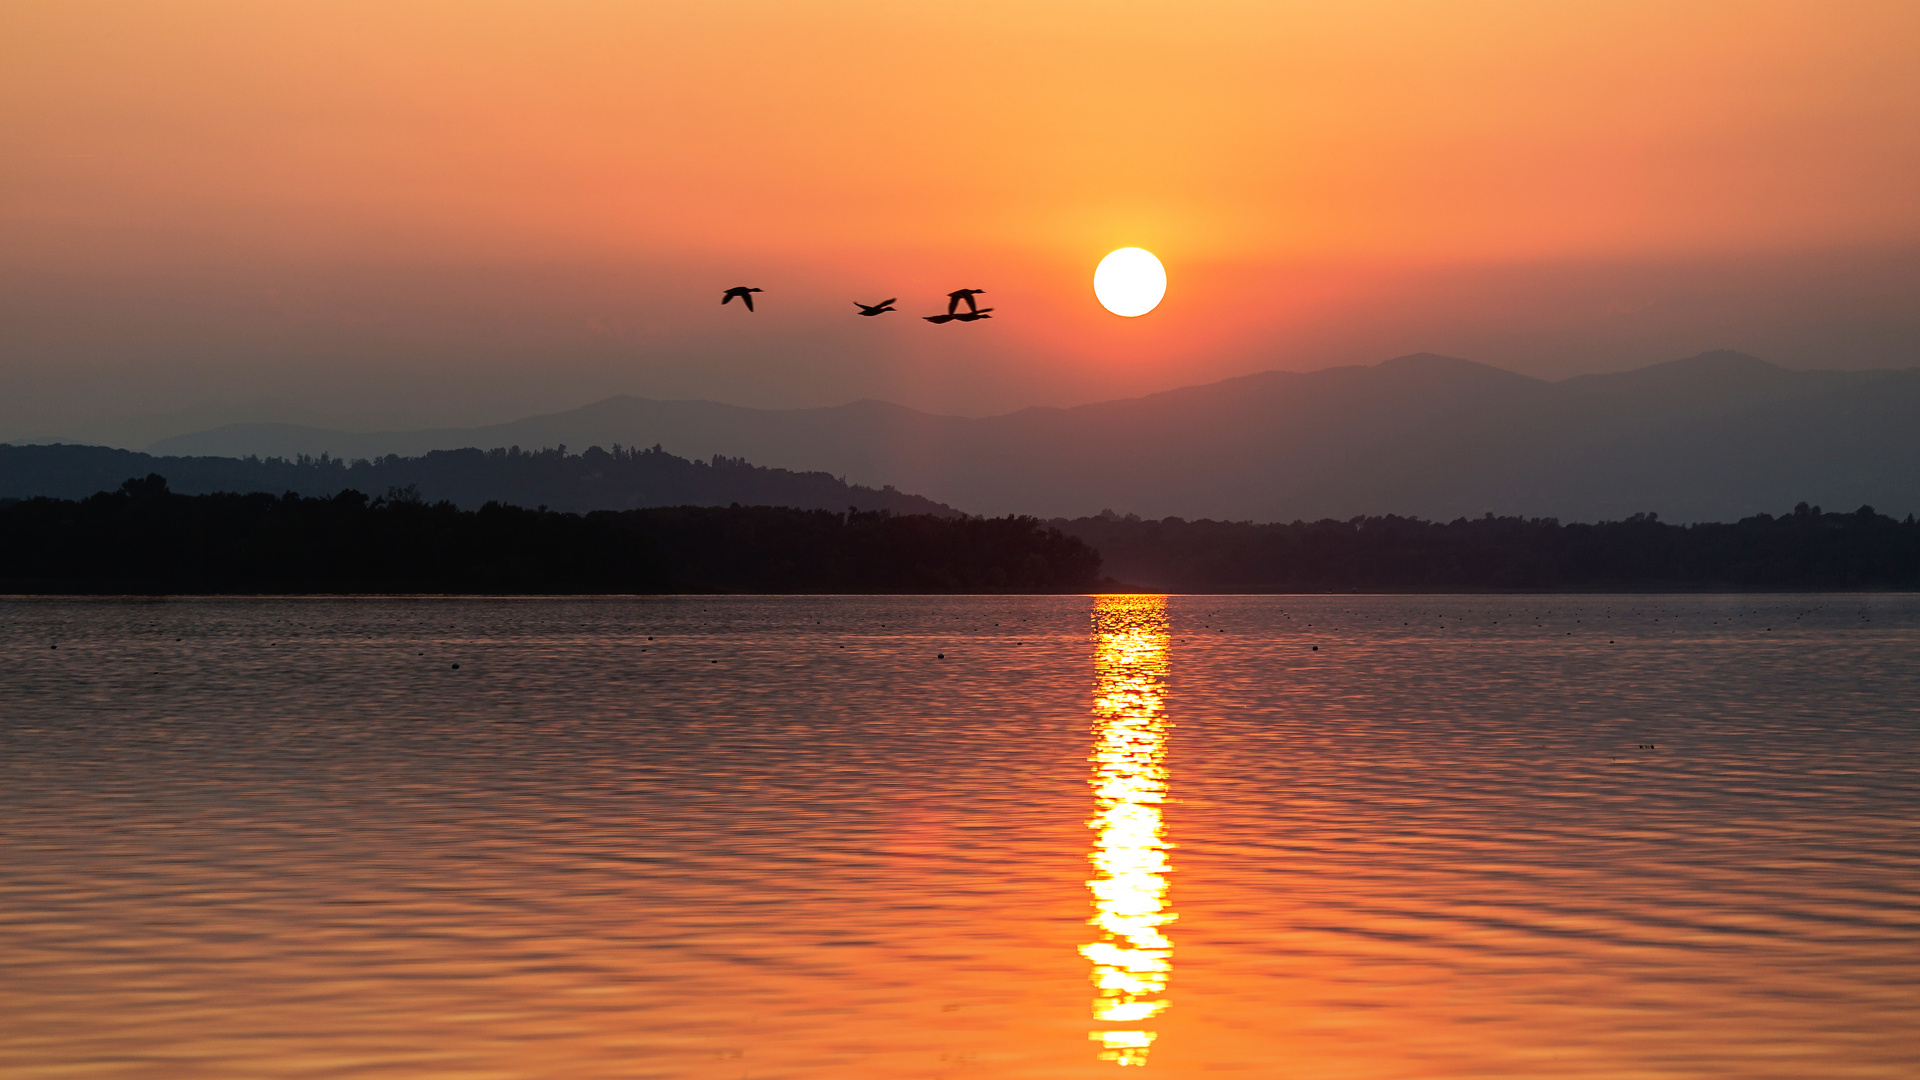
3, 1, 1918, 1073
4, 2, 1918, 435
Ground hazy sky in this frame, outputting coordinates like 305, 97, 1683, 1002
4, 1, 1918, 442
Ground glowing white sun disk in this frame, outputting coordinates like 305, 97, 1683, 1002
1094, 248, 1167, 317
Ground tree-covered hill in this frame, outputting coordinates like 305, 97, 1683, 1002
0, 442, 958, 516
0, 476, 1097, 594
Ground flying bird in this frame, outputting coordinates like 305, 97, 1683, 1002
946, 288, 986, 314
925, 307, 992, 324
721, 286, 762, 311
854, 298, 896, 316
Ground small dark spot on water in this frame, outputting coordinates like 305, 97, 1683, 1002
451, 663, 459, 670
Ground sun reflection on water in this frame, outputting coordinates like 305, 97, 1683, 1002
1082, 595, 1174, 1066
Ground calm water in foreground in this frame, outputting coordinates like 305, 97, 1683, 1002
3, 594, 1918, 1079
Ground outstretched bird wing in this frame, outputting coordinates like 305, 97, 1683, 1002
741, 292, 754, 311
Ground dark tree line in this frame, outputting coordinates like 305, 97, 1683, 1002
0, 476, 1101, 594
6, 475, 1912, 594
1060, 503, 1920, 591
0, 442, 957, 516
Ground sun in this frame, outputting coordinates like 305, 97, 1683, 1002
1093, 248, 1167, 317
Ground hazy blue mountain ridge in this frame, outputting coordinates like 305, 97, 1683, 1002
136, 351, 1920, 522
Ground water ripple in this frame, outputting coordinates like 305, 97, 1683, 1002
2, 594, 1917, 1077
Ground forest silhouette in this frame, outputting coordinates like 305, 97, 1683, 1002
1061, 505, 1920, 591
0, 476, 1096, 594
0, 442, 956, 517
2, 475, 1916, 594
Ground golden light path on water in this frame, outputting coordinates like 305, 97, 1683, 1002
1082, 595, 1174, 1066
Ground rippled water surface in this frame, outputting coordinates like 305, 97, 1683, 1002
4, 594, 1919, 1079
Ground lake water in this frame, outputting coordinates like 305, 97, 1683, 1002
3, 594, 1918, 1079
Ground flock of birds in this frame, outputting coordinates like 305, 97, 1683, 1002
721, 286, 993, 323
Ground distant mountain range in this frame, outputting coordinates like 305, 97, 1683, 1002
0, 443, 958, 517
135, 351, 1920, 522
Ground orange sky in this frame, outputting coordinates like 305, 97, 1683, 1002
3, 1, 1919, 439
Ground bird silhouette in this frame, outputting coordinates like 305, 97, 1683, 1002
925, 307, 992, 323
721, 286, 762, 311
854, 298, 896, 316
946, 288, 986, 314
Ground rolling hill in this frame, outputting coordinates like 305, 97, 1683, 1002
140, 351, 1920, 522
0, 443, 958, 517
